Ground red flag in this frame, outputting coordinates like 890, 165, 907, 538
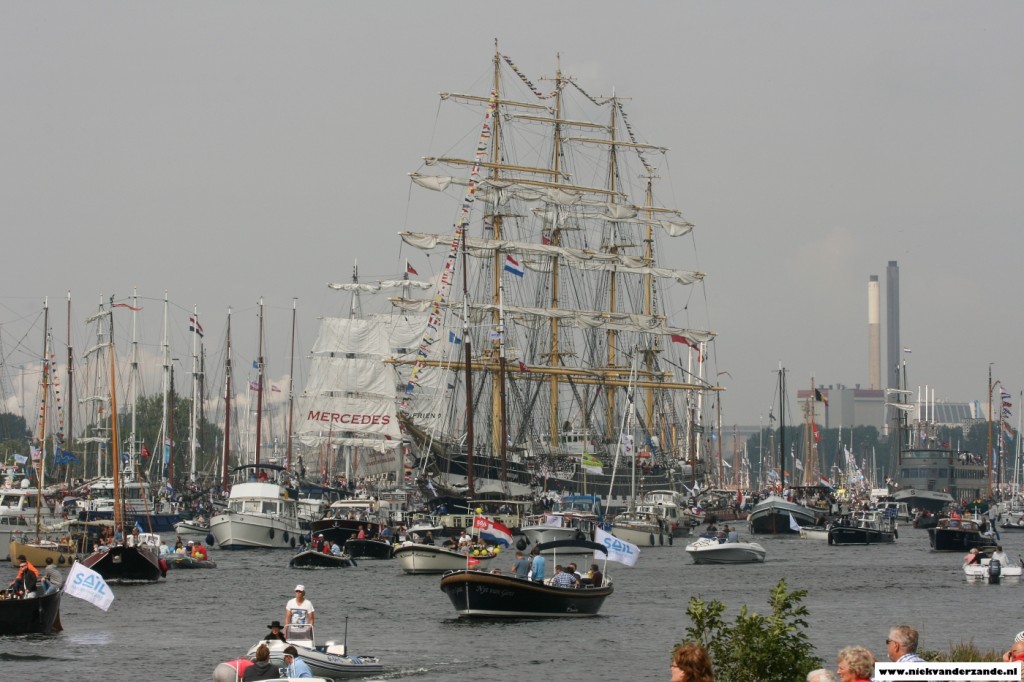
518, 360, 530, 373
467, 556, 481, 567
141, 444, 151, 458
406, 260, 419, 276
812, 423, 821, 443
670, 334, 703, 361
112, 303, 143, 311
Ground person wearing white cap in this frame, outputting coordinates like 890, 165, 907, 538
285, 584, 315, 628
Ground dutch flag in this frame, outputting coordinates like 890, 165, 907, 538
504, 254, 525, 278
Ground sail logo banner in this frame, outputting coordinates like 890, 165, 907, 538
594, 527, 640, 567
64, 561, 115, 611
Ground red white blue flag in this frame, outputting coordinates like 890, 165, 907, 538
503, 254, 524, 278
472, 516, 513, 547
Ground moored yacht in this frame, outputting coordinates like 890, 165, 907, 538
209, 464, 303, 550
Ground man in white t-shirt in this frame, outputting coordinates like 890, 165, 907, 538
285, 584, 315, 629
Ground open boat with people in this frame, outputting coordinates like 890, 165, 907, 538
0, 586, 62, 635
289, 549, 357, 569
963, 555, 1023, 582
928, 517, 996, 552
684, 536, 766, 564
439, 539, 612, 617
242, 623, 384, 678
393, 543, 495, 574
343, 538, 394, 560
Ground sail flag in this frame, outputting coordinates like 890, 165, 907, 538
504, 254, 525, 277
594, 527, 640, 567
819, 475, 833, 489
189, 316, 204, 337
13, 453, 27, 465
789, 513, 801, 532
812, 423, 821, 443
814, 389, 828, 406
472, 516, 513, 547
64, 561, 115, 611
581, 453, 603, 474
112, 303, 143, 311
670, 334, 703, 361
405, 92, 496, 396
448, 331, 462, 345
406, 260, 419, 276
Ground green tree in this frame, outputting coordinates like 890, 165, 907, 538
0, 412, 29, 459
680, 579, 821, 682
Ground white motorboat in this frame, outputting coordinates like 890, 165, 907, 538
393, 542, 496, 574
520, 494, 603, 555
685, 536, 766, 564
963, 557, 1022, 582
799, 526, 830, 540
244, 624, 383, 678
209, 465, 303, 550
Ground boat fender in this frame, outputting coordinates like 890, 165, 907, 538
269, 527, 275, 539
668, 534, 673, 546
351, 558, 358, 568
58, 555, 66, 565
206, 533, 215, 546
893, 528, 898, 540
575, 531, 586, 542
516, 538, 528, 551
158, 558, 168, 578
212, 659, 253, 682
649, 533, 655, 546
290, 536, 296, 548
659, 533, 665, 546
283, 531, 290, 543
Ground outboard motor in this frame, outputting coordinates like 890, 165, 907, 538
988, 558, 1002, 584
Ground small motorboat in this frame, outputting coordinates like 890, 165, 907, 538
439, 539, 613, 618
174, 519, 210, 535
243, 623, 383, 678
684, 536, 766, 564
289, 549, 357, 569
165, 555, 217, 569
798, 526, 829, 541
963, 557, 1023, 583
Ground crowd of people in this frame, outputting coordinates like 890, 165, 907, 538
669, 624, 1024, 681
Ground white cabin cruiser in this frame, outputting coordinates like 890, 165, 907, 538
210, 464, 303, 549
685, 536, 767, 564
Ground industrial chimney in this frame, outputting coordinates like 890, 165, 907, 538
868, 275, 881, 390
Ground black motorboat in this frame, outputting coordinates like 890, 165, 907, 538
0, 588, 62, 635
439, 539, 612, 618
928, 517, 995, 552
827, 511, 897, 545
289, 549, 357, 569
343, 538, 394, 560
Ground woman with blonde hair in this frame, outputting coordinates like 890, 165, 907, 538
836, 646, 874, 682
670, 642, 714, 682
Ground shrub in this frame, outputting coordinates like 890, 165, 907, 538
680, 579, 822, 682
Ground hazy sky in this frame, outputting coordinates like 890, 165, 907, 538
2, 2, 1022, 428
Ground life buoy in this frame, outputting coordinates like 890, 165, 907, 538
269, 527, 276, 539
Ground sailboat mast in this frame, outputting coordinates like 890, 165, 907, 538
34, 298, 49, 542
108, 299, 123, 532
160, 292, 171, 484
286, 297, 297, 471
255, 297, 265, 467
222, 307, 233, 491
128, 289, 140, 480
65, 291, 75, 485
190, 305, 200, 480
778, 364, 787, 491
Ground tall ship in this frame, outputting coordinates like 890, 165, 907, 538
888, 367, 986, 513
374, 45, 721, 502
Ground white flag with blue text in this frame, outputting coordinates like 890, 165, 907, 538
64, 561, 115, 611
594, 526, 641, 567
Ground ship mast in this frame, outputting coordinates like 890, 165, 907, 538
222, 307, 233, 491
255, 297, 265, 466
34, 298, 49, 543
65, 291, 75, 485
286, 297, 297, 471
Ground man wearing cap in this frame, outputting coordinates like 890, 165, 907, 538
283, 645, 314, 678
285, 584, 315, 627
